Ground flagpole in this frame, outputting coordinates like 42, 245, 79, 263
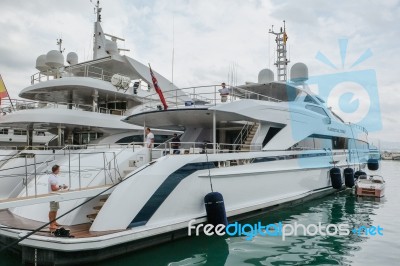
0, 74, 15, 111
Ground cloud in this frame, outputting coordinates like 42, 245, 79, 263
0, 0, 399, 142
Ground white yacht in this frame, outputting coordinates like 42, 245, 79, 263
0, 2, 183, 199
0, 21, 371, 265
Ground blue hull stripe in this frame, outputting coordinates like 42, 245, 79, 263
128, 150, 364, 228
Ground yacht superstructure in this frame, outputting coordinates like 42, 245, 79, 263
0, 1, 182, 200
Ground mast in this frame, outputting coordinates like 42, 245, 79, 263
56, 38, 64, 53
92, 0, 105, 60
269, 20, 290, 81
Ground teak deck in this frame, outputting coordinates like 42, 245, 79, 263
0, 210, 121, 238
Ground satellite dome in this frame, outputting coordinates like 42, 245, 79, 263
45, 50, 64, 69
66, 52, 78, 65
105, 40, 118, 55
36, 54, 49, 72
290, 62, 308, 83
258, 69, 274, 83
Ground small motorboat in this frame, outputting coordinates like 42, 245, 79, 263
356, 175, 385, 198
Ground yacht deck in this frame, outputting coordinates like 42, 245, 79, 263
0, 210, 121, 238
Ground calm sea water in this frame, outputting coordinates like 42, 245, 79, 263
2, 161, 400, 265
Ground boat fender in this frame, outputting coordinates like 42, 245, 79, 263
330, 168, 342, 189
204, 192, 228, 227
354, 170, 367, 180
344, 168, 355, 188
367, 159, 379, 171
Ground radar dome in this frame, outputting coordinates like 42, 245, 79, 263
66, 52, 78, 65
290, 62, 308, 83
36, 54, 49, 72
105, 40, 118, 55
45, 50, 64, 69
258, 69, 274, 83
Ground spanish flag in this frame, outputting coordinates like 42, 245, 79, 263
0, 75, 9, 105
283, 32, 288, 45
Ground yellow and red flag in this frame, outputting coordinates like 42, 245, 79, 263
0, 75, 8, 100
0, 75, 9, 106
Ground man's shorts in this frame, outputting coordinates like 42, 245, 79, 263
50, 201, 60, 211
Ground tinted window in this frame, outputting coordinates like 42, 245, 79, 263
262, 127, 282, 147
332, 137, 347, 149
116, 134, 171, 144
304, 95, 319, 104
305, 105, 329, 117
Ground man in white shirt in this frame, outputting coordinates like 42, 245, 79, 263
145, 127, 155, 148
218, 82, 230, 102
48, 165, 67, 230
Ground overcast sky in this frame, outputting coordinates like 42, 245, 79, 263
0, 0, 399, 145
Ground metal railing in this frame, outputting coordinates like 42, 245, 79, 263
141, 84, 281, 111
233, 122, 256, 146
348, 122, 368, 135
0, 99, 126, 116
0, 150, 123, 198
151, 141, 263, 158
30, 58, 115, 85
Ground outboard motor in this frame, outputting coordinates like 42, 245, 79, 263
204, 192, 228, 226
330, 168, 342, 189
344, 168, 355, 188
367, 159, 379, 171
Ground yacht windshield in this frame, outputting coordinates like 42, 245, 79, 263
237, 82, 300, 102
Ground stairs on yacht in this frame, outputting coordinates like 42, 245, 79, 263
87, 196, 109, 222
240, 123, 259, 151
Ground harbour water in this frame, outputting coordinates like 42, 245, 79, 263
2, 161, 399, 265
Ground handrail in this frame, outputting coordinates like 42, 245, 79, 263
30, 59, 115, 85
151, 141, 263, 157
348, 122, 368, 135
0, 98, 126, 117
140, 84, 281, 111
233, 122, 255, 146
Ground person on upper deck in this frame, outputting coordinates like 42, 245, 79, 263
171, 133, 181, 154
145, 127, 155, 148
219, 82, 230, 102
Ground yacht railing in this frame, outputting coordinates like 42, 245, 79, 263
0, 150, 123, 198
348, 122, 368, 135
0, 99, 126, 116
30, 58, 115, 85
141, 84, 281, 111
151, 141, 263, 158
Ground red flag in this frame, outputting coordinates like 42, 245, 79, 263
148, 64, 168, 110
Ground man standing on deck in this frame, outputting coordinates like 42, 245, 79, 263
48, 165, 67, 230
171, 133, 181, 154
145, 127, 155, 148
219, 82, 230, 102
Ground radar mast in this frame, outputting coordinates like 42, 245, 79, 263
269, 20, 290, 81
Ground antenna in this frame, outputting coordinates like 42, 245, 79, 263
94, 0, 102, 22
171, 15, 175, 90
56, 38, 65, 53
269, 20, 290, 81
